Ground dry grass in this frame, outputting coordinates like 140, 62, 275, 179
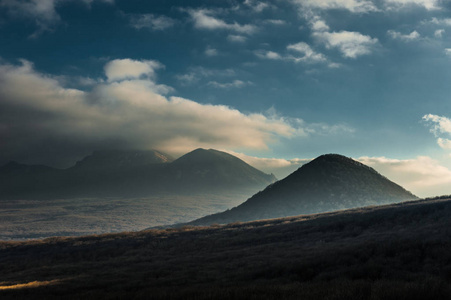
1, 197, 451, 299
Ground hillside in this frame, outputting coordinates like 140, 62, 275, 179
1, 197, 451, 299
190, 154, 417, 225
0, 149, 276, 199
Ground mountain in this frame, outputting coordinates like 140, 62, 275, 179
189, 154, 418, 225
0, 149, 276, 199
169, 148, 277, 191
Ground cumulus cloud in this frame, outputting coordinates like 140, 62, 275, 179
243, 0, 271, 12
256, 42, 329, 64
292, 0, 378, 13
0, 59, 301, 166
287, 42, 327, 63
187, 8, 257, 34
313, 30, 378, 58
384, 0, 440, 10
205, 47, 218, 56
434, 29, 445, 38
129, 14, 175, 31
445, 49, 451, 56
104, 59, 163, 82
387, 30, 421, 41
255, 50, 283, 60
423, 114, 451, 150
358, 156, 451, 197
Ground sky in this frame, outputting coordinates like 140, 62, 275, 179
1, 0, 451, 197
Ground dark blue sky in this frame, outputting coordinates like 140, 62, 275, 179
1, 0, 451, 196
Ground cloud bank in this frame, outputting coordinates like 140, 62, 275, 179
0, 59, 301, 166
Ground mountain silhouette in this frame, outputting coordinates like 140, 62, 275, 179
0, 149, 276, 199
189, 154, 418, 225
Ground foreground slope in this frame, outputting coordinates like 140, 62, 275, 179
190, 154, 417, 225
1, 197, 451, 299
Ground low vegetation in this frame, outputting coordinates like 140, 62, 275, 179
1, 197, 451, 299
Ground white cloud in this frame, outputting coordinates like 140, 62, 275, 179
207, 80, 252, 89
225, 151, 311, 179
423, 114, 451, 136
429, 18, 451, 26
387, 30, 421, 41
384, 0, 440, 10
0, 59, 302, 164
104, 59, 163, 82
358, 156, 451, 197
311, 18, 330, 32
227, 34, 247, 42
129, 14, 175, 31
445, 49, 451, 56
244, 0, 271, 12
265, 19, 287, 26
256, 42, 329, 65
205, 47, 218, 56
292, 0, 378, 13
423, 114, 451, 151
255, 50, 283, 60
434, 29, 445, 38
313, 30, 378, 58
188, 8, 257, 34
287, 42, 327, 63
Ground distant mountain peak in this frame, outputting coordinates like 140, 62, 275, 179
189, 153, 418, 225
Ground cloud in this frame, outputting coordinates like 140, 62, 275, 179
264, 19, 287, 26
387, 30, 421, 41
205, 47, 218, 56
358, 156, 451, 197
0, 59, 301, 166
434, 29, 445, 38
423, 114, 451, 150
384, 0, 440, 10
104, 59, 163, 82
227, 34, 247, 42
445, 49, 451, 56
287, 42, 327, 63
292, 0, 378, 13
243, 0, 271, 12
207, 80, 252, 89
225, 151, 312, 179
256, 42, 329, 64
255, 50, 283, 60
313, 30, 378, 58
187, 8, 257, 34
423, 114, 451, 136
310, 18, 330, 32
1, 0, 113, 37
129, 14, 175, 31
429, 18, 451, 26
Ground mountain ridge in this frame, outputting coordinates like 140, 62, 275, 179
188, 153, 418, 225
0, 148, 276, 199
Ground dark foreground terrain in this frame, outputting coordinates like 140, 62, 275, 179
2, 197, 451, 299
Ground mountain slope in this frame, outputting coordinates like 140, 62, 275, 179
0, 149, 276, 199
168, 148, 277, 191
189, 154, 418, 225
